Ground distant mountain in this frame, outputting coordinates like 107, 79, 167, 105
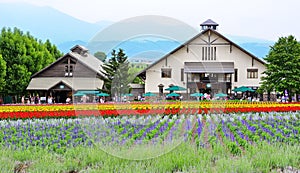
226, 35, 274, 58
0, 2, 273, 59
239, 42, 272, 59
0, 2, 106, 51
88, 39, 272, 62
58, 40, 88, 54
88, 40, 180, 61
89, 40, 272, 62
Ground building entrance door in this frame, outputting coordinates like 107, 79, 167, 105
53, 91, 71, 103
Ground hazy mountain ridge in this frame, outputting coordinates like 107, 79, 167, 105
0, 3, 104, 45
239, 42, 272, 58
0, 2, 273, 60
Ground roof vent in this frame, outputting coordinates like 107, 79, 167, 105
70, 45, 89, 56
200, 19, 219, 30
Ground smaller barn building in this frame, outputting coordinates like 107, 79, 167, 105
26, 45, 105, 103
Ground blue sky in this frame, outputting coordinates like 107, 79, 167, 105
1, 0, 300, 41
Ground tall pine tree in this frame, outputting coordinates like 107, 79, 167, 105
100, 49, 131, 101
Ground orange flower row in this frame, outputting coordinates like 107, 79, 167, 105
0, 101, 299, 119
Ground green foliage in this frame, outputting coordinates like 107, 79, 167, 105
6, 64, 31, 95
100, 49, 131, 98
260, 35, 300, 97
0, 142, 299, 172
226, 141, 242, 156
93, 51, 107, 62
0, 27, 63, 96
0, 54, 6, 91
128, 63, 146, 84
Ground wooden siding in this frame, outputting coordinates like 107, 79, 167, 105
73, 61, 99, 78
35, 55, 99, 78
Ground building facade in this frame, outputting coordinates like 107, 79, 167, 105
138, 19, 266, 99
26, 45, 105, 103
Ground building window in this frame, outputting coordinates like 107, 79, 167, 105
64, 58, 76, 77
224, 74, 231, 82
193, 73, 200, 82
205, 47, 207, 60
234, 69, 238, 82
161, 69, 172, 78
69, 65, 73, 76
181, 68, 184, 81
207, 47, 210, 60
213, 47, 216, 60
65, 65, 69, 76
202, 46, 217, 60
187, 73, 192, 81
202, 47, 204, 60
65, 64, 74, 77
247, 69, 258, 79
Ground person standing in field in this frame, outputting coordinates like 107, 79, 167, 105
21, 96, 25, 104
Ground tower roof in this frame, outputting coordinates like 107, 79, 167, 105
200, 19, 219, 26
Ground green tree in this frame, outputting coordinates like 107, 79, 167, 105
260, 35, 300, 101
0, 55, 6, 92
128, 64, 145, 84
6, 64, 31, 95
100, 49, 131, 101
0, 27, 63, 99
94, 51, 107, 62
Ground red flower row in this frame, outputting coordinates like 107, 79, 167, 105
0, 106, 299, 119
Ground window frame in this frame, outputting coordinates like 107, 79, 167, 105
234, 69, 238, 82
161, 68, 172, 78
202, 46, 217, 60
247, 69, 258, 79
181, 68, 184, 81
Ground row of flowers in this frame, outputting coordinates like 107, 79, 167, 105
0, 101, 299, 119
1, 101, 300, 112
1, 112, 299, 155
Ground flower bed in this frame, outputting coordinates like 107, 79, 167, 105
0, 106, 299, 172
0, 101, 299, 119
0, 112, 299, 155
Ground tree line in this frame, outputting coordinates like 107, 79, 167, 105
0, 27, 62, 103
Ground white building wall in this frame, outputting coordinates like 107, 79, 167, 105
145, 30, 266, 94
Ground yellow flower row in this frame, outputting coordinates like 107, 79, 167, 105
0, 101, 299, 112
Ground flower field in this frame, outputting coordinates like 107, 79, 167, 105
0, 101, 299, 172
0, 101, 299, 119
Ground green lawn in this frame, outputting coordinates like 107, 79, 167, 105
1, 142, 299, 173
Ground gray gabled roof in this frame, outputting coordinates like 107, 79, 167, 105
68, 51, 104, 75
137, 28, 266, 77
26, 77, 103, 91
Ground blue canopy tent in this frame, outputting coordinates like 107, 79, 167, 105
73, 93, 85, 97
232, 86, 255, 92
143, 92, 157, 97
97, 92, 110, 97
165, 85, 186, 91
190, 92, 204, 97
76, 90, 100, 95
166, 92, 180, 97
215, 93, 228, 97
